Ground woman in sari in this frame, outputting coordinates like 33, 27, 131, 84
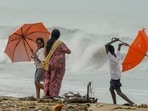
42, 29, 71, 98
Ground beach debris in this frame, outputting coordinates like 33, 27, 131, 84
137, 104, 148, 108
0, 96, 19, 101
19, 96, 37, 101
37, 98, 56, 103
111, 106, 136, 110
62, 82, 98, 103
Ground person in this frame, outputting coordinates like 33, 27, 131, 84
42, 29, 71, 98
31, 37, 45, 99
105, 37, 135, 106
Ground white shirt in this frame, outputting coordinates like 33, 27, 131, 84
107, 51, 121, 80
34, 48, 44, 69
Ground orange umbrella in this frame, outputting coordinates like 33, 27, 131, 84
4, 22, 50, 62
122, 28, 148, 72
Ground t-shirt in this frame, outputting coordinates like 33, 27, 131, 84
107, 51, 121, 80
34, 48, 44, 69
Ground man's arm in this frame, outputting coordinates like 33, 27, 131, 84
105, 37, 120, 54
118, 42, 129, 51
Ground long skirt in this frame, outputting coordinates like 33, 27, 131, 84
43, 66, 65, 97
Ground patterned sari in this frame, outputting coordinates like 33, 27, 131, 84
43, 42, 70, 97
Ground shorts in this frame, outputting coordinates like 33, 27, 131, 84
35, 68, 43, 82
110, 79, 122, 90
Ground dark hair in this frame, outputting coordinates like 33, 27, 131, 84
51, 29, 60, 39
108, 44, 114, 54
45, 29, 60, 55
36, 37, 45, 47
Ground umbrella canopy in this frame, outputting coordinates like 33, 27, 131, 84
4, 22, 50, 62
122, 28, 148, 72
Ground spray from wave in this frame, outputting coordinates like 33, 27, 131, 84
0, 25, 140, 72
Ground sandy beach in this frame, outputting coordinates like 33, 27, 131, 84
0, 96, 148, 111
1, 1, 148, 111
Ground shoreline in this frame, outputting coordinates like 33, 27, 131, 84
0, 96, 148, 111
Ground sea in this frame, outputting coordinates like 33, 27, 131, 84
0, 7, 148, 105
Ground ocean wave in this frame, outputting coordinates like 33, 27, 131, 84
0, 25, 145, 71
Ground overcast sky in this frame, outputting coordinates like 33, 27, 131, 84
0, 0, 148, 26
0, 0, 148, 12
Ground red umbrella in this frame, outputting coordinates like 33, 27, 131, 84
122, 28, 148, 72
4, 22, 50, 62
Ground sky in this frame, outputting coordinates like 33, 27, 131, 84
0, 0, 148, 12
0, 0, 148, 26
